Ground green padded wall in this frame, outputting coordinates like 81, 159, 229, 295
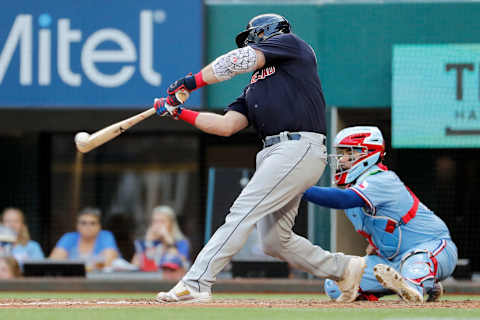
206, 2, 480, 108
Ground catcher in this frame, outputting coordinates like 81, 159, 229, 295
304, 126, 458, 303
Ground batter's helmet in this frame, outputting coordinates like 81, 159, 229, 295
235, 13, 291, 48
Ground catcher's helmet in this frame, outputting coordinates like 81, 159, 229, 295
235, 13, 290, 48
330, 126, 385, 186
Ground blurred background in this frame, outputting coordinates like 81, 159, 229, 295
0, 0, 479, 283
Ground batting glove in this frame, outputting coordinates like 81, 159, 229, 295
154, 98, 179, 117
166, 72, 206, 106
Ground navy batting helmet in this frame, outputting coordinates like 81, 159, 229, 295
235, 13, 291, 48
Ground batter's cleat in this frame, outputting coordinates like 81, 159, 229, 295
373, 264, 424, 304
156, 281, 212, 303
336, 256, 367, 302
426, 282, 444, 302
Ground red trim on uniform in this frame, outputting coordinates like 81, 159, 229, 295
377, 163, 389, 171
429, 239, 447, 276
350, 187, 375, 212
357, 230, 378, 252
194, 72, 207, 89
432, 239, 447, 257
410, 274, 435, 285
431, 255, 439, 276
178, 108, 199, 126
385, 219, 396, 234
401, 187, 420, 224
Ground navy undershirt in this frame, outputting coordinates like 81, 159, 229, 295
303, 186, 365, 209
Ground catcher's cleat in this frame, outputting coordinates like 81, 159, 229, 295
156, 281, 212, 303
336, 256, 367, 302
373, 264, 424, 304
426, 282, 443, 302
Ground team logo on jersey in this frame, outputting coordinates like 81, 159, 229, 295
251, 66, 276, 84
358, 181, 369, 190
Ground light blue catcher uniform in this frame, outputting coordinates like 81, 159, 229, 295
325, 165, 458, 300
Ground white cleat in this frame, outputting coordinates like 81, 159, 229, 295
156, 281, 212, 304
373, 264, 424, 304
336, 256, 367, 302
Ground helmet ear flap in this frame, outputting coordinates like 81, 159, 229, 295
235, 30, 250, 48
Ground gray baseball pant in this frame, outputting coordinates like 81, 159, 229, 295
183, 132, 352, 293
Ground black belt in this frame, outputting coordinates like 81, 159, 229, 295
263, 133, 302, 148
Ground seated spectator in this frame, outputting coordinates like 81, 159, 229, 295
0, 225, 17, 257
49, 207, 119, 271
0, 256, 21, 279
132, 205, 190, 279
1, 208, 44, 263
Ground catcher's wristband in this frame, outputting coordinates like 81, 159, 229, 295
177, 108, 199, 126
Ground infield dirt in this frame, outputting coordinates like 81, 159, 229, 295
0, 298, 478, 309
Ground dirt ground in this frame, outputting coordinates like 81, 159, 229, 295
0, 298, 478, 309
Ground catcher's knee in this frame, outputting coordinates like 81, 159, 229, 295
400, 251, 435, 291
324, 279, 341, 300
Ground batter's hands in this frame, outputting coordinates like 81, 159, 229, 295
154, 98, 180, 118
167, 74, 197, 106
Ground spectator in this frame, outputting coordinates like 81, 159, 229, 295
0, 256, 21, 279
0, 225, 17, 257
1, 208, 44, 262
49, 207, 119, 271
132, 205, 190, 279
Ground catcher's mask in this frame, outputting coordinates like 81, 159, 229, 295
329, 126, 385, 186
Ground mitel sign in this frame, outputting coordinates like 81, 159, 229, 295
0, 1, 202, 107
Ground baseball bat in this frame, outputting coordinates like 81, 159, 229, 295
74, 90, 189, 154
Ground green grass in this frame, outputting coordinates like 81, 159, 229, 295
0, 307, 480, 320
0, 293, 478, 320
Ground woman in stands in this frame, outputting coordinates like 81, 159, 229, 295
132, 205, 190, 279
50, 207, 119, 271
1, 207, 44, 263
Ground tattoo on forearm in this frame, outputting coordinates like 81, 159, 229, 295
212, 46, 257, 81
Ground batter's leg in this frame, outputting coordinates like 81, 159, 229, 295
178, 139, 326, 293
257, 195, 351, 280
324, 255, 397, 300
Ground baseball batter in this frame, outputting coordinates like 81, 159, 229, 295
154, 13, 366, 303
303, 126, 458, 303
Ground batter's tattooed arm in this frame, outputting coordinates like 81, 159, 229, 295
212, 46, 258, 81
198, 47, 265, 85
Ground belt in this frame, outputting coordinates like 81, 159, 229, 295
263, 132, 302, 148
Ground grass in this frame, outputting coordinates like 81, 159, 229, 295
0, 306, 479, 320
0, 293, 478, 320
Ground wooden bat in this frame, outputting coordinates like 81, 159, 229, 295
74, 90, 189, 154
